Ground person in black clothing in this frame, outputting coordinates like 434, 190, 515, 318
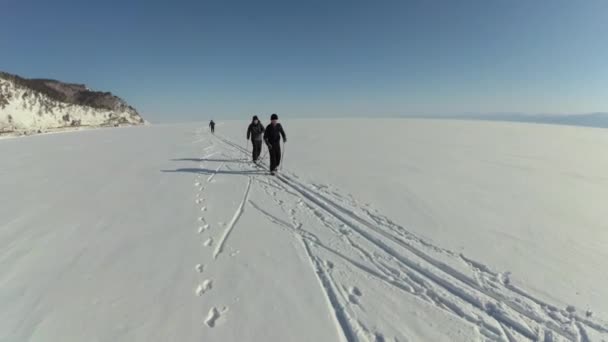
263, 113, 286, 174
246, 115, 265, 162
209, 120, 215, 133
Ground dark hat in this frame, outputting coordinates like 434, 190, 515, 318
270, 113, 278, 120
252, 115, 259, 120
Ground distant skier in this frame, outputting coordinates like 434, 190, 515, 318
209, 120, 215, 133
246, 115, 265, 163
263, 113, 286, 175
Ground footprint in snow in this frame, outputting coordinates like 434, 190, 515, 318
201, 206, 207, 212
205, 306, 228, 328
195, 264, 204, 273
204, 237, 213, 247
348, 286, 362, 305
195, 279, 213, 296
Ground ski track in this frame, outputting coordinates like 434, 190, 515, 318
211, 134, 608, 341
576, 321, 590, 342
250, 186, 505, 341
207, 162, 225, 183
300, 237, 356, 342
200, 151, 219, 160
213, 176, 252, 260
286, 178, 605, 339
274, 174, 575, 340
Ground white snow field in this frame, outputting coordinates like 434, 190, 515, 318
1, 119, 607, 341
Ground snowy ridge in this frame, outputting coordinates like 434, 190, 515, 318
0, 72, 144, 135
212, 133, 608, 341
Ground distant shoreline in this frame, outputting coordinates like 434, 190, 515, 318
0, 123, 147, 140
402, 113, 608, 129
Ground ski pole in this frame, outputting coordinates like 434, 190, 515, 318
248, 140, 254, 162
280, 141, 286, 171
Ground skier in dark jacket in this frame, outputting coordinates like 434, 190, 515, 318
263, 113, 286, 174
209, 120, 215, 133
246, 115, 265, 162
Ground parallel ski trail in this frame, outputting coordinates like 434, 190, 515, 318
274, 171, 573, 340
250, 197, 504, 341
252, 180, 506, 341
213, 176, 252, 260
276, 174, 608, 340
213, 133, 608, 341
300, 237, 355, 342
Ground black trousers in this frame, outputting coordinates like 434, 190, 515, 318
252, 140, 262, 161
210, 126, 215, 133
269, 142, 281, 171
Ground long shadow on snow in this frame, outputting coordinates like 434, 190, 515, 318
171, 158, 248, 163
162, 168, 265, 176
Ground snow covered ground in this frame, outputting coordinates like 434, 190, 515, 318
1, 119, 607, 341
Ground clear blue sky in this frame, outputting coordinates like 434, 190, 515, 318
2, 0, 607, 122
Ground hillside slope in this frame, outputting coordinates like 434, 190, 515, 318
0, 71, 144, 135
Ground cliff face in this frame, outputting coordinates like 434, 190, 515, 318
0, 71, 145, 134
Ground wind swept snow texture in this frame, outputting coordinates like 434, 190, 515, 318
1, 119, 608, 341
0, 71, 144, 136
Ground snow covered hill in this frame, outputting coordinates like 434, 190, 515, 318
0, 71, 145, 136
1, 119, 607, 341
